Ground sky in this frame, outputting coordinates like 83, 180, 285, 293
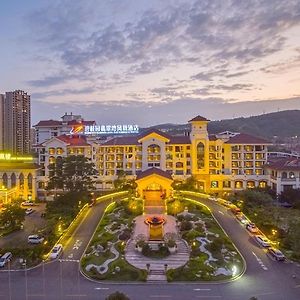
1, 0, 300, 126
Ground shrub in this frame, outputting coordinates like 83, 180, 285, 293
180, 220, 193, 231
106, 291, 130, 300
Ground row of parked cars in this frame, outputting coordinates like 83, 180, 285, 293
210, 196, 286, 262
231, 205, 286, 261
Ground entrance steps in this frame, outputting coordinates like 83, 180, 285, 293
147, 269, 167, 282
125, 239, 190, 274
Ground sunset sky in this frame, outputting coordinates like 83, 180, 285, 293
1, 0, 300, 125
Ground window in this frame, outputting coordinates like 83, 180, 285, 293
223, 181, 231, 188
176, 162, 184, 168
235, 181, 243, 189
211, 181, 218, 188
197, 142, 205, 169
247, 181, 255, 188
281, 172, 287, 179
289, 172, 295, 179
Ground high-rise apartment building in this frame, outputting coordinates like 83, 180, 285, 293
3, 90, 31, 154
0, 94, 4, 150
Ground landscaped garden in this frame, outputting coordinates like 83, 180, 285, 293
81, 197, 148, 281
166, 194, 244, 281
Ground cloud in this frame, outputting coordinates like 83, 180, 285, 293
31, 96, 300, 126
32, 87, 97, 99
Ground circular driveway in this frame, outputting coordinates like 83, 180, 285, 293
0, 195, 300, 300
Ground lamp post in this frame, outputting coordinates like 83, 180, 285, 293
24, 259, 28, 300
8, 259, 12, 300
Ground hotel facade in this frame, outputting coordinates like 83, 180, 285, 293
35, 115, 272, 197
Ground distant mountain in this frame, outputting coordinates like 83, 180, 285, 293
147, 110, 300, 139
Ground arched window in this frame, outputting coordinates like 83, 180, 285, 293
282, 172, 287, 179
28, 173, 33, 190
259, 181, 267, 188
19, 173, 24, 189
49, 156, 55, 164
197, 142, 205, 169
247, 181, 255, 188
147, 144, 160, 153
2, 173, 8, 188
11, 173, 16, 188
289, 172, 295, 179
235, 181, 243, 189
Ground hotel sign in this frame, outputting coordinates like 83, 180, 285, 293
0, 153, 33, 161
70, 124, 139, 135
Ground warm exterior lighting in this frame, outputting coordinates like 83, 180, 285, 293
0, 152, 33, 161
232, 265, 237, 276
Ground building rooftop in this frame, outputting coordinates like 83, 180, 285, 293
264, 158, 300, 171
34, 119, 95, 127
56, 135, 91, 147
188, 115, 210, 122
225, 133, 270, 144
136, 167, 173, 180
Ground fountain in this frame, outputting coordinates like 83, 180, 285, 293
145, 216, 166, 240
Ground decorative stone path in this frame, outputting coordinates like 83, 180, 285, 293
125, 239, 190, 282
86, 243, 120, 274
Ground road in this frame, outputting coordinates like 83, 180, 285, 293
0, 194, 300, 300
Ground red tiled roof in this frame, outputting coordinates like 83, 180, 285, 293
34, 119, 95, 127
102, 136, 139, 146
226, 133, 270, 144
264, 158, 300, 171
168, 136, 191, 144
34, 120, 62, 127
136, 168, 173, 180
188, 115, 210, 122
56, 135, 91, 146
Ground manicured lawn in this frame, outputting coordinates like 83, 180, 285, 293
166, 195, 244, 281
81, 198, 147, 281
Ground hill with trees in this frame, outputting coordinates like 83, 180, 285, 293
148, 110, 300, 139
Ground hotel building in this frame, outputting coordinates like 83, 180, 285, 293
34, 115, 281, 197
95, 116, 270, 194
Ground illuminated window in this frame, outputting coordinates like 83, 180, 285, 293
223, 181, 231, 188
259, 181, 267, 188
235, 181, 243, 189
197, 142, 205, 169
247, 181, 255, 188
49, 148, 55, 155
57, 148, 64, 155
289, 172, 295, 179
176, 162, 184, 168
49, 156, 55, 164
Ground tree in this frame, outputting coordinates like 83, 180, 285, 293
114, 170, 137, 192
0, 201, 25, 230
47, 155, 97, 193
280, 188, 300, 209
105, 291, 130, 300
172, 176, 197, 191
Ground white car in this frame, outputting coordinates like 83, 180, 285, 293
25, 208, 35, 215
254, 235, 271, 248
21, 201, 34, 206
267, 247, 285, 261
49, 244, 63, 259
28, 235, 44, 244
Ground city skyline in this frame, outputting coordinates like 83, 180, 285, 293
1, 0, 300, 125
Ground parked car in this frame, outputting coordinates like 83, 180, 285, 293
267, 247, 285, 261
28, 235, 44, 244
0, 252, 12, 267
236, 213, 248, 224
231, 206, 242, 215
49, 244, 63, 259
208, 196, 217, 201
254, 235, 271, 248
21, 201, 34, 206
246, 223, 259, 233
25, 208, 35, 215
